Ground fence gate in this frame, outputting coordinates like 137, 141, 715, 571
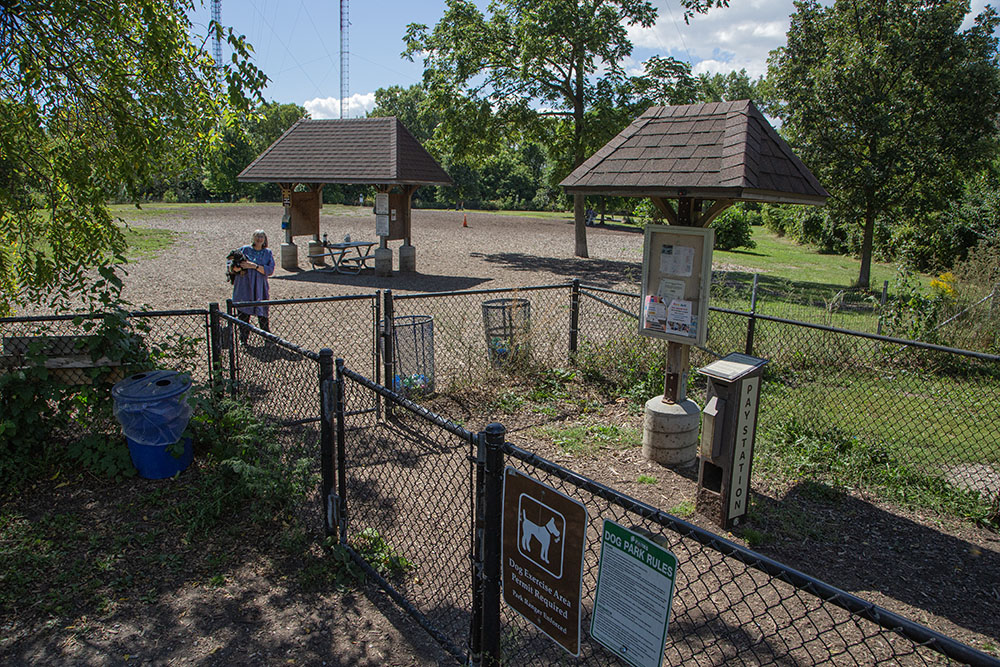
332, 362, 478, 661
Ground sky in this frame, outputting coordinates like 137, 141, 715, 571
190, 0, 993, 120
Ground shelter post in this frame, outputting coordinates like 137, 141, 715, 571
279, 183, 298, 271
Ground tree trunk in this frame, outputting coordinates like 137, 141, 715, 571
574, 194, 588, 257
572, 52, 588, 258
857, 207, 875, 290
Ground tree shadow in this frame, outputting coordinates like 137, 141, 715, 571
470, 252, 642, 288
744, 480, 1000, 642
272, 269, 491, 293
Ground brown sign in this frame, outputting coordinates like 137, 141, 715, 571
289, 190, 320, 238
502, 467, 588, 656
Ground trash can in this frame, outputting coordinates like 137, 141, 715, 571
392, 315, 435, 397
112, 370, 194, 479
482, 298, 531, 365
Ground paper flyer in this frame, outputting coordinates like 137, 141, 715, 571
656, 278, 686, 302
642, 295, 667, 332
659, 244, 694, 277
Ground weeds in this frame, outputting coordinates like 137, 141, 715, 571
538, 423, 640, 456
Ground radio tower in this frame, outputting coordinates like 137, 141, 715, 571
340, 0, 349, 118
211, 0, 223, 69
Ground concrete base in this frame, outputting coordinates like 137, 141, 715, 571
374, 247, 392, 277
307, 240, 324, 267
280, 242, 298, 271
643, 396, 700, 466
399, 244, 416, 272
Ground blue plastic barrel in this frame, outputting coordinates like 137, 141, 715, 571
112, 370, 193, 479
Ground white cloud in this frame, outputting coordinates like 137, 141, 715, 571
304, 92, 377, 119
628, 0, 794, 78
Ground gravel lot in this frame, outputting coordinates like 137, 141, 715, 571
119, 203, 646, 310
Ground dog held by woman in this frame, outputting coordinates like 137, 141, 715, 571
226, 249, 247, 284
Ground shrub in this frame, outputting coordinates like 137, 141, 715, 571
712, 206, 757, 251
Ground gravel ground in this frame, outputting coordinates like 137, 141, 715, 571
119, 203, 647, 310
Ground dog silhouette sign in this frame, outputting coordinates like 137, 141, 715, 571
518, 494, 566, 578
502, 467, 588, 656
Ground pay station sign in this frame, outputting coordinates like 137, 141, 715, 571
591, 520, 678, 667
502, 467, 588, 656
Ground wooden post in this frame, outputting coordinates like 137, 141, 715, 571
662, 341, 689, 404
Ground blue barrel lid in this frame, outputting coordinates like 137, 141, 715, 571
112, 370, 192, 401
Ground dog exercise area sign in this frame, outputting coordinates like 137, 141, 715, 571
502, 467, 588, 655
591, 520, 678, 667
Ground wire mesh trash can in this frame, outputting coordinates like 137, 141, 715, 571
482, 297, 531, 365
392, 315, 435, 396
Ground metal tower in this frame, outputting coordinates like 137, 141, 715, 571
211, 0, 223, 68
340, 0, 349, 118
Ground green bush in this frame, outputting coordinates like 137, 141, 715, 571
712, 206, 758, 251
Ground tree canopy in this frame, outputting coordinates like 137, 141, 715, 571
403, 0, 660, 258
0, 0, 266, 314
768, 0, 1000, 288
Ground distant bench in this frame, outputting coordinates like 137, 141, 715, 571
1, 335, 125, 385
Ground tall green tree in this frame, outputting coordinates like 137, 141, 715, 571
0, 0, 266, 313
203, 101, 308, 199
768, 0, 1000, 288
403, 0, 660, 258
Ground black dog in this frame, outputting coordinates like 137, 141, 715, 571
226, 249, 247, 284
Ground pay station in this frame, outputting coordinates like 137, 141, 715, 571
695, 353, 768, 529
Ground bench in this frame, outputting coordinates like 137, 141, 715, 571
1, 335, 125, 385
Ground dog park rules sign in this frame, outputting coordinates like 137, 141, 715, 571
502, 467, 588, 656
591, 520, 678, 667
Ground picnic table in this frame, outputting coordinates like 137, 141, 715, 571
307, 240, 378, 275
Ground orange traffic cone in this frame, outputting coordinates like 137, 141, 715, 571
463, 214, 468, 228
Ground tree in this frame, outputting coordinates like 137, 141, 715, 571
768, 0, 1000, 288
0, 0, 266, 314
403, 0, 659, 258
203, 102, 308, 200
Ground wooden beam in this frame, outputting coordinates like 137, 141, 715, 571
696, 199, 736, 227
662, 341, 689, 404
650, 197, 678, 225
676, 197, 695, 226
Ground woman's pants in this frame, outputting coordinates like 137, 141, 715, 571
237, 312, 270, 341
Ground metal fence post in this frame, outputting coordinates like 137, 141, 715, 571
745, 273, 759, 356
470, 431, 486, 665
208, 302, 222, 387
225, 299, 237, 398
383, 290, 395, 417
373, 291, 383, 421
480, 422, 505, 665
569, 279, 580, 362
318, 348, 336, 535
334, 357, 349, 542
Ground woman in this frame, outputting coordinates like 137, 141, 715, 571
232, 229, 275, 342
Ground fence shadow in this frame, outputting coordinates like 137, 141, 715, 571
271, 270, 490, 293
470, 252, 641, 288
748, 481, 1000, 642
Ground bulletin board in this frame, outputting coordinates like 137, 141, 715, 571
639, 225, 714, 346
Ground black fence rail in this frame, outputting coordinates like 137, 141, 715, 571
229, 292, 381, 382
331, 365, 997, 666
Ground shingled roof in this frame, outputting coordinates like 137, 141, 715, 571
561, 100, 827, 205
238, 117, 453, 186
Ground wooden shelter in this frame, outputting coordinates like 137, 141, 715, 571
238, 117, 452, 272
560, 99, 828, 404
561, 99, 827, 228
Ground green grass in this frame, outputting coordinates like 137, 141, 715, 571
537, 422, 640, 456
668, 501, 695, 518
122, 227, 177, 258
637, 473, 658, 484
715, 227, 919, 290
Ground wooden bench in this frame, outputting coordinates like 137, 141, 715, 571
1, 335, 125, 385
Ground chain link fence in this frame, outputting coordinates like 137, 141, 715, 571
332, 367, 995, 665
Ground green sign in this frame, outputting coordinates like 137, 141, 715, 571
591, 520, 678, 667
